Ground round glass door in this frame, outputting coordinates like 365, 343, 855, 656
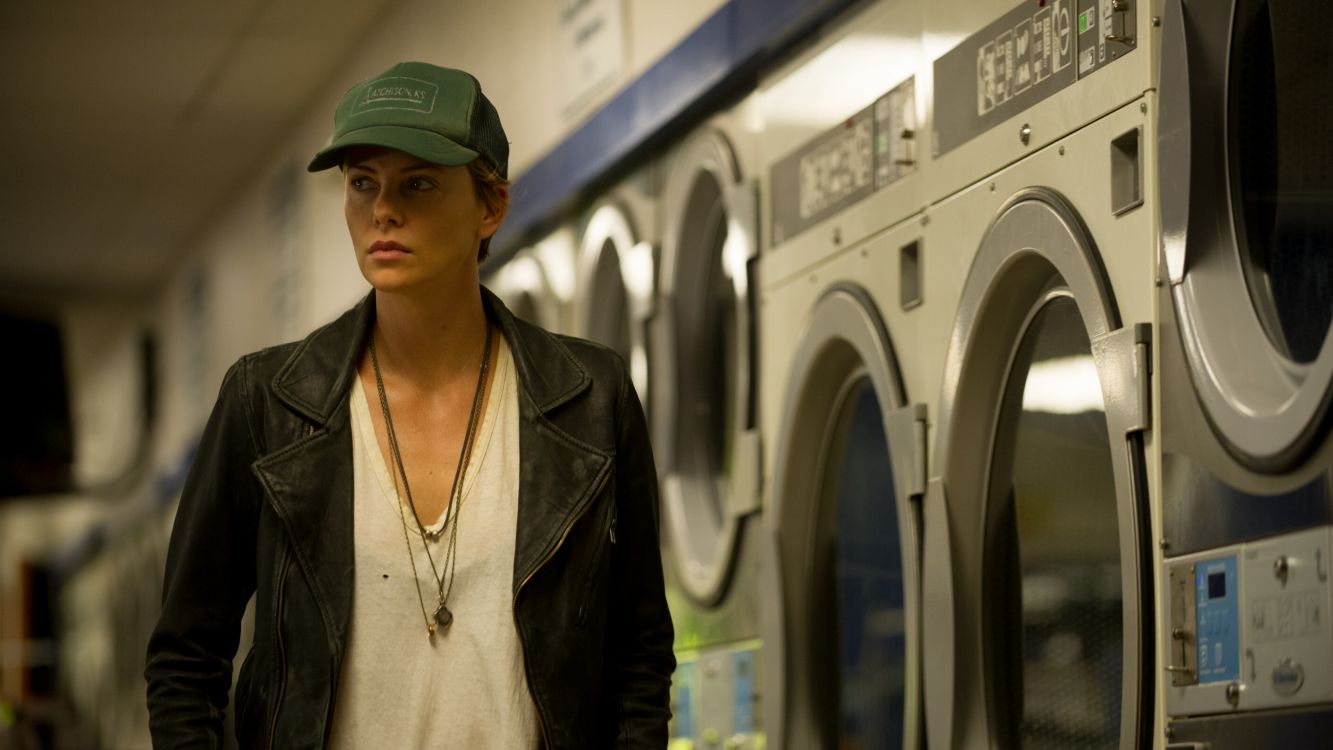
488, 251, 560, 330
1229, 0, 1332, 365
577, 202, 653, 403
765, 285, 920, 750
654, 129, 758, 605
824, 377, 906, 749
985, 294, 1122, 749
1159, 0, 1333, 469
925, 191, 1149, 750
584, 239, 632, 354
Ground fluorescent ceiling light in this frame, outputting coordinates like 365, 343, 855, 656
1021, 355, 1105, 414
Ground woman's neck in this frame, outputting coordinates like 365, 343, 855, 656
370, 284, 489, 390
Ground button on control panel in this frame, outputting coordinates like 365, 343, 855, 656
1271, 658, 1304, 696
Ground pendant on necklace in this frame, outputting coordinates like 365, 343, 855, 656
433, 602, 454, 633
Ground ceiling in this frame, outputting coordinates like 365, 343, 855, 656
0, 0, 402, 302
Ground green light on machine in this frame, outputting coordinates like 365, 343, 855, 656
1079, 9, 1093, 34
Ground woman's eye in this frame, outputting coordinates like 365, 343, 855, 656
406, 177, 435, 192
349, 176, 374, 191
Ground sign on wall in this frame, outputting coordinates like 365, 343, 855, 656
555, 0, 626, 117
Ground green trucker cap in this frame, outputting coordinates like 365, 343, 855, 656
307, 61, 509, 177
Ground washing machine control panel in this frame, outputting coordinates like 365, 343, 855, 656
932, 0, 1137, 157
769, 76, 917, 247
1164, 526, 1333, 716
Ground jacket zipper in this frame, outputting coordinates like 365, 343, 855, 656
267, 424, 309, 748
577, 501, 618, 626
267, 547, 294, 750
514, 468, 611, 750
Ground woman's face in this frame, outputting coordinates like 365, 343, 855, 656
342, 146, 502, 295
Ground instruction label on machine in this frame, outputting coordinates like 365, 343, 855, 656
933, 0, 1135, 156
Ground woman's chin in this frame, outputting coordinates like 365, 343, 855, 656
361, 264, 421, 291
363, 269, 470, 299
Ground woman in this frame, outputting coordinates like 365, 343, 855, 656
145, 61, 675, 749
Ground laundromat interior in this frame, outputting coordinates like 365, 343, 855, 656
1, 0, 1330, 747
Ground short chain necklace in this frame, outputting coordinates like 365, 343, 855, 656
369, 322, 493, 640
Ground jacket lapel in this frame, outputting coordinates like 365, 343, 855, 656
483, 290, 614, 591
251, 417, 356, 651
270, 298, 371, 426
511, 407, 612, 591
251, 298, 370, 652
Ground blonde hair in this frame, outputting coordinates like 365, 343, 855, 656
468, 158, 510, 262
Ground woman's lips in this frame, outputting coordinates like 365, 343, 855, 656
369, 240, 411, 258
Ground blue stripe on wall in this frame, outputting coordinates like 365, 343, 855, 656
489, 0, 864, 264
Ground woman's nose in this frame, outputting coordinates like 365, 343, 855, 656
372, 189, 403, 227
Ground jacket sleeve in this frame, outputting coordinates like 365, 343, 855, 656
608, 361, 676, 747
145, 357, 263, 749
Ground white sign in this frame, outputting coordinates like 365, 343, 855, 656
555, 0, 625, 117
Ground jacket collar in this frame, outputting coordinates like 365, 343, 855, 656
270, 287, 591, 425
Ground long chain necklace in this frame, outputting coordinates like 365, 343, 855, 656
369, 322, 493, 640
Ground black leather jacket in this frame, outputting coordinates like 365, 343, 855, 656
145, 290, 674, 749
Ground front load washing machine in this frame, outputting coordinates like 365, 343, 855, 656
1155, 0, 1333, 744
921, 0, 1158, 747
754, 1, 935, 747
649, 92, 767, 747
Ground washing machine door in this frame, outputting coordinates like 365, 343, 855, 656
1160, 0, 1333, 470
575, 201, 654, 405
488, 248, 563, 331
652, 128, 760, 605
925, 190, 1151, 750
765, 284, 925, 750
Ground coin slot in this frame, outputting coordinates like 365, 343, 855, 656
1167, 564, 1199, 686
900, 239, 922, 310
1111, 126, 1143, 216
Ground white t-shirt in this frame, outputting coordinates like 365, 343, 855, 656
329, 335, 540, 749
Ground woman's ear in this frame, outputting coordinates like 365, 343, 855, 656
478, 186, 509, 240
